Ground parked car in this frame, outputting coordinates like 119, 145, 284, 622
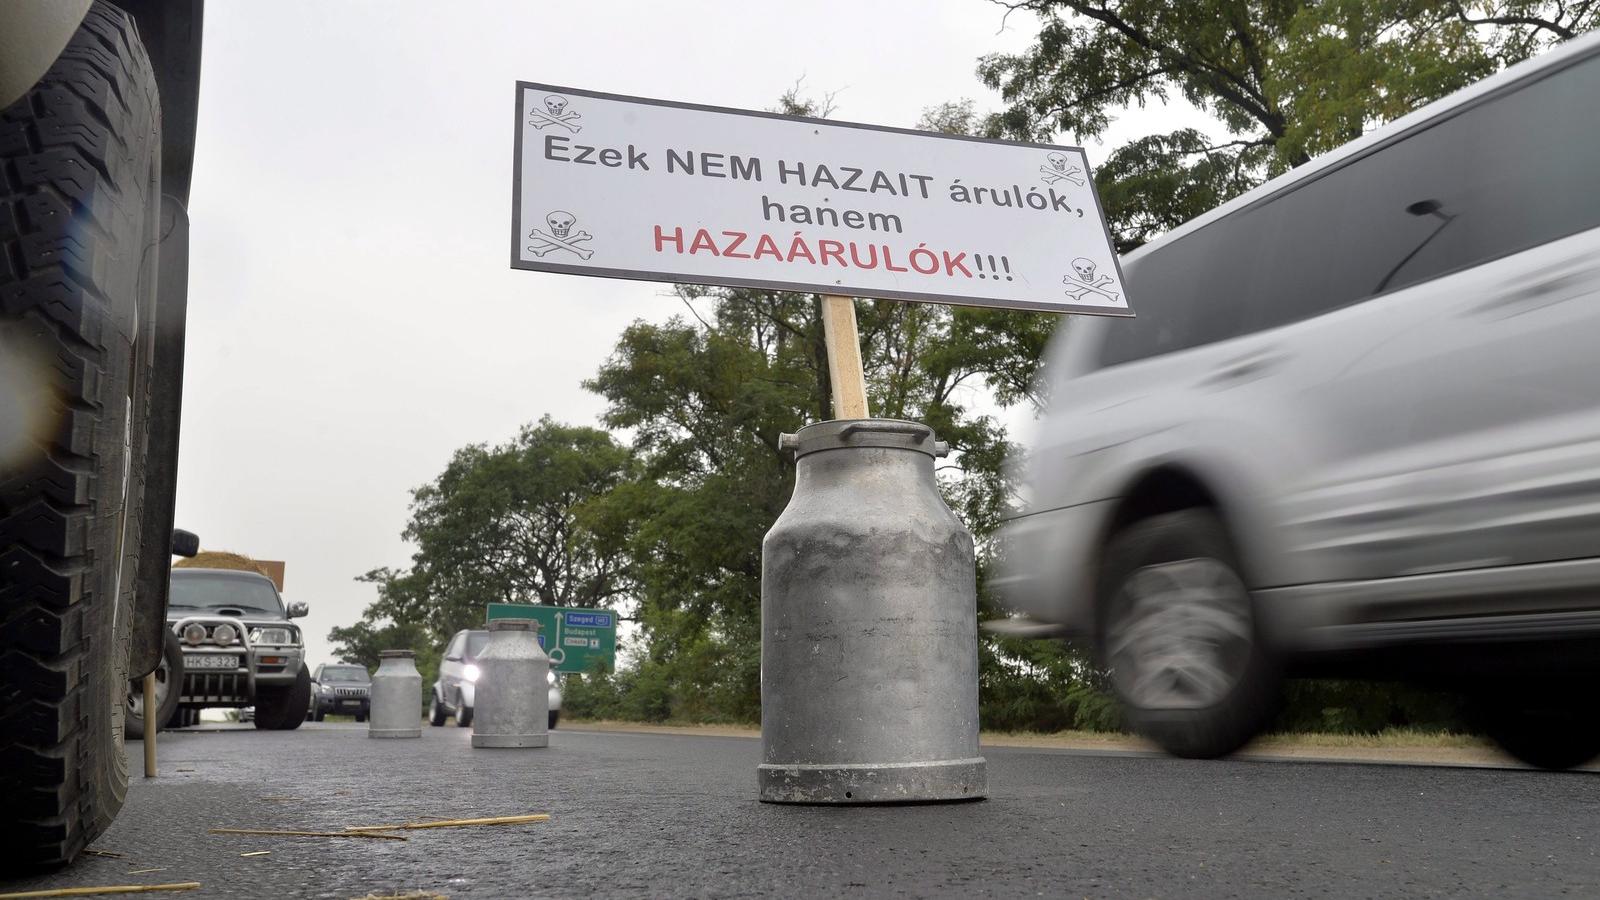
125, 567, 311, 737
309, 663, 372, 722
430, 629, 563, 729
995, 32, 1600, 771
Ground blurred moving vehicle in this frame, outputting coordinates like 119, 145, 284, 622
997, 32, 1600, 771
0, 1, 204, 867
309, 662, 372, 722
127, 567, 311, 736
430, 628, 563, 730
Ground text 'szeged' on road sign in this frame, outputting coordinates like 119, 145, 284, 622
485, 603, 617, 674
511, 83, 1130, 316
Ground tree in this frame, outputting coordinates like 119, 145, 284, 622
979, 0, 1596, 250
333, 418, 635, 664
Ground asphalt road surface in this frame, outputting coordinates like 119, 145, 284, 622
7, 723, 1599, 898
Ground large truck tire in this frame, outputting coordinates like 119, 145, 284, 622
0, 3, 162, 869
123, 629, 181, 741
254, 667, 312, 731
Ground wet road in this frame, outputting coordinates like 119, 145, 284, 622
6, 722, 1599, 898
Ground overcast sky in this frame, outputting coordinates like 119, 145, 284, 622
175, 1, 1210, 667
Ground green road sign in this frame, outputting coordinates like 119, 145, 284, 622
485, 603, 617, 674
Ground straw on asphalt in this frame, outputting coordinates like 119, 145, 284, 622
208, 828, 406, 841
343, 814, 550, 832
0, 884, 201, 898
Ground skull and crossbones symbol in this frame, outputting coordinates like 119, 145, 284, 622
527, 210, 594, 260
1040, 152, 1084, 186
529, 94, 583, 133
1062, 257, 1118, 302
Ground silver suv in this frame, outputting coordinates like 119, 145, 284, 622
128, 568, 311, 734
997, 33, 1600, 770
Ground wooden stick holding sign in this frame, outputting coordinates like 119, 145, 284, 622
820, 295, 869, 420
143, 673, 157, 777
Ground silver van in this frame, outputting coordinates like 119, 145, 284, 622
997, 32, 1600, 770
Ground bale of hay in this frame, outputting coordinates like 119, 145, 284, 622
175, 550, 268, 575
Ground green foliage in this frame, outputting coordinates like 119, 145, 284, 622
332, 418, 633, 667
1272, 679, 1467, 734
979, 0, 1594, 249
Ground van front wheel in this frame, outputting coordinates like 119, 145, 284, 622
1098, 510, 1280, 759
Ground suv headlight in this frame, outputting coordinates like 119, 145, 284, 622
213, 623, 239, 645
250, 627, 295, 646
463, 663, 481, 682
547, 670, 556, 686
181, 623, 207, 645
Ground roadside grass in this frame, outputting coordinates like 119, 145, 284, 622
564, 719, 1490, 751
1252, 728, 1491, 750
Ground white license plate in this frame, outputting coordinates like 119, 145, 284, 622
190, 654, 241, 669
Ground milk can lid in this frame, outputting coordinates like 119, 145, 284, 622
489, 619, 539, 632
778, 419, 949, 459
378, 649, 414, 659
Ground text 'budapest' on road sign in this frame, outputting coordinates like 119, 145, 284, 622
511, 83, 1129, 316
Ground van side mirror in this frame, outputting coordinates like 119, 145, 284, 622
287, 601, 309, 618
171, 528, 200, 557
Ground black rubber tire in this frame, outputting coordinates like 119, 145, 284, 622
1472, 688, 1600, 770
0, 3, 162, 869
124, 630, 182, 740
549, 710, 559, 730
455, 700, 473, 728
254, 667, 311, 731
313, 709, 324, 722
354, 711, 368, 723
429, 692, 446, 726
1097, 510, 1280, 759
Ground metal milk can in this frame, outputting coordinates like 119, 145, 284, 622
369, 649, 422, 739
759, 419, 986, 803
471, 619, 550, 749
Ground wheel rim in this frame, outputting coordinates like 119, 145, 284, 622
1105, 558, 1254, 710
125, 653, 171, 721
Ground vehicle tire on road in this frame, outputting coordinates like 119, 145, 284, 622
0, 3, 163, 869
455, 701, 473, 728
355, 711, 367, 723
254, 667, 311, 731
1097, 510, 1280, 759
1472, 687, 1600, 770
549, 710, 559, 730
124, 631, 183, 740
429, 692, 446, 726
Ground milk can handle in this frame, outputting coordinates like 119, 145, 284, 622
779, 425, 950, 457
840, 422, 950, 457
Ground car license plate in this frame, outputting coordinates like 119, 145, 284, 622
191, 654, 241, 669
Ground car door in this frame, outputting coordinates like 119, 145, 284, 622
1264, 51, 1600, 592
441, 632, 465, 705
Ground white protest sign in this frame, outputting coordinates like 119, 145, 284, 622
511, 83, 1130, 315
